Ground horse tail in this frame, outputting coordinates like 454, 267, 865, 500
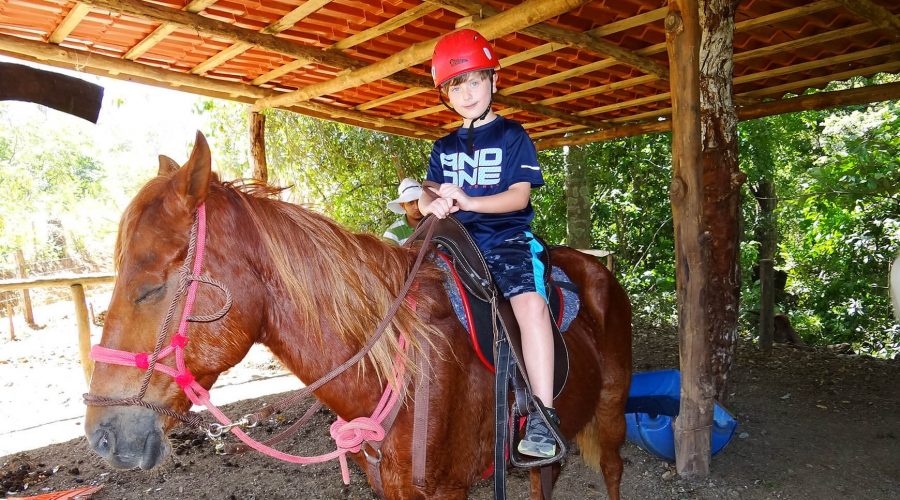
569, 251, 632, 495
890, 253, 900, 322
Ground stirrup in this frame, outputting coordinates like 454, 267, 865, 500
510, 397, 567, 468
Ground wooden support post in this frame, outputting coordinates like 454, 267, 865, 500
249, 110, 268, 183
667, 0, 714, 478
15, 249, 35, 326
5, 302, 15, 341
70, 284, 94, 384
700, 0, 742, 402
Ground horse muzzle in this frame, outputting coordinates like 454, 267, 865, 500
85, 406, 170, 470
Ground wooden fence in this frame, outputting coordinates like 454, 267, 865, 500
0, 273, 115, 383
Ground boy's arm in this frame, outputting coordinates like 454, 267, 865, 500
439, 181, 531, 214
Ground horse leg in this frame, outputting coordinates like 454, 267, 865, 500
528, 464, 561, 499
576, 361, 629, 500
596, 402, 626, 500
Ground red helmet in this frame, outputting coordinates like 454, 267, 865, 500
431, 29, 498, 87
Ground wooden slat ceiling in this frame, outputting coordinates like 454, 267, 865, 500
1, 0, 898, 149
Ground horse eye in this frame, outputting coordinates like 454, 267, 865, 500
135, 284, 165, 304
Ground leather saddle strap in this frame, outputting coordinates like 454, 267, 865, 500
540, 465, 554, 500
493, 318, 512, 500
411, 336, 431, 488
366, 368, 410, 499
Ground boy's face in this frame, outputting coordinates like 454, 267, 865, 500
445, 72, 497, 121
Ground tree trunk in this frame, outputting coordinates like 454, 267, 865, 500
565, 145, 593, 249
667, 0, 714, 479
249, 111, 268, 183
756, 180, 777, 352
699, 0, 743, 403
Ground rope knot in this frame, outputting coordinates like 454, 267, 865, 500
329, 416, 385, 453
170, 334, 189, 348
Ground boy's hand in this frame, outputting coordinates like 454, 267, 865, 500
426, 196, 458, 219
437, 183, 476, 212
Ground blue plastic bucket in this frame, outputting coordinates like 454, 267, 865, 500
624, 369, 738, 461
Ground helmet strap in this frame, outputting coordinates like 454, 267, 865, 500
465, 70, 496, 154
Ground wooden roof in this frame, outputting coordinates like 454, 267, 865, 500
1, 0, 899, 149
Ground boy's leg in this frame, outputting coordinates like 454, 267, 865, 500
511, 292, 559, 458
510, 292, 554, 406
482, 232, 561, 459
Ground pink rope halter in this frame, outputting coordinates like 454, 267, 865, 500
87, 203, 411, 484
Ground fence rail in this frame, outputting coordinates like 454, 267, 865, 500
1, 272, 116, 383
0, 273, 115, 292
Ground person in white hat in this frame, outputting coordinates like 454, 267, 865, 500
383, 178, 424, 245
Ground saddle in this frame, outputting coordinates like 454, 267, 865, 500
407, 215, 569, 499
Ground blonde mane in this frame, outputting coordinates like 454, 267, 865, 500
219, 181, 442, 386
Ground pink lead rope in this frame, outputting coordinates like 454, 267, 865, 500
90, 203, 410, 484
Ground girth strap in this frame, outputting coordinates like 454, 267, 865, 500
493, 329, 513, 500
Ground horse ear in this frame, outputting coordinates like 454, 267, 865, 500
157, 155, 179, 176
172, 131, 212, 206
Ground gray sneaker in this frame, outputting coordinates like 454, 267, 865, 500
517, 409, 560, 458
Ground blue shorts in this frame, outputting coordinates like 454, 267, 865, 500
483, 231, 548, 301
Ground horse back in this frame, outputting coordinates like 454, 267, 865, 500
548, 246, 633, 404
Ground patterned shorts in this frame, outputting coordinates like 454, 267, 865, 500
483, 231, 548, 301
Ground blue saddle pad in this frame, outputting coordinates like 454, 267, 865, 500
434, 251, 579, 371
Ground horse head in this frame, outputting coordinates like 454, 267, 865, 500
84, 132, 258, 470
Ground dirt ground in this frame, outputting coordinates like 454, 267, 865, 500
1, 298, 898, 499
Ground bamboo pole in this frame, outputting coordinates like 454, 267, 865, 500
70, 284, 94, 384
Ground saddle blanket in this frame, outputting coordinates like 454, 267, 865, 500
434, 252, 580, 371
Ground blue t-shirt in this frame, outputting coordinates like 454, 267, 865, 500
426, 116, 544, 250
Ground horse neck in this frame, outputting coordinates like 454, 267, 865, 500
229, 194, 410, 417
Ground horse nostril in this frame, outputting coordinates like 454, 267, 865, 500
95, 429, 112, 454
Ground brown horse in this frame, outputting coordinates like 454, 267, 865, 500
84, 132, 632, 499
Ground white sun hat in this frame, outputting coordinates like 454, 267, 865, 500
387, 178, 423, 214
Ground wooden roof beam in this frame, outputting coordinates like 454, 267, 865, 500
252, 0, 595, 110
254, 3, 441, 86
48, 3, 92, 44
734, 44, 900, 86
124, 0, 218, 61
427, 1, 669, 80
519, 1, 844, 110
190, 0, 330, 75
76, 0, 605, 132
77, 0, 368, 71
739, 60, 900, 99
0, 33, 445, 140
832, 0, 900, 40
534, 80, 900, 150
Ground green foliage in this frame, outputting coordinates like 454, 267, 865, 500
533, 135, 677, 324
739, 80, 900, 358
262, 110, 432, 233
0, 105, 110, 261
